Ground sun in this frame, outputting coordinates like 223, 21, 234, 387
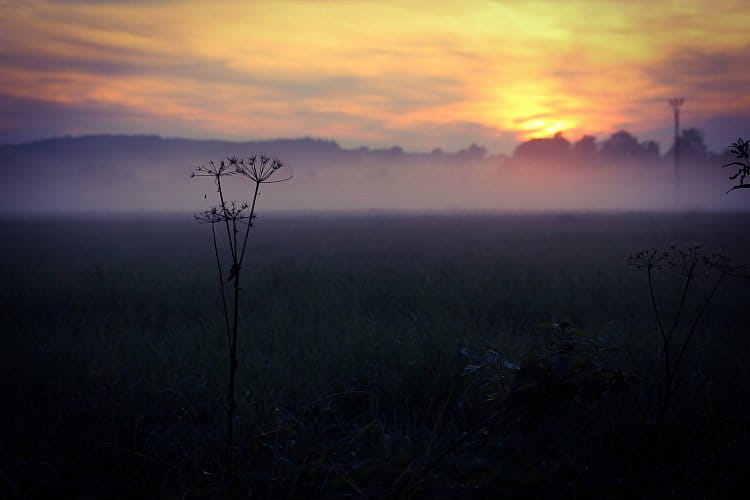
517, 118, 577, 141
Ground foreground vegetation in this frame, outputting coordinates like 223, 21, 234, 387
1, 213, 749, 498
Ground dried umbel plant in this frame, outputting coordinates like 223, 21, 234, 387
627, 244, 748, 428
192, 155, 290, 447
722, 137, 750, 194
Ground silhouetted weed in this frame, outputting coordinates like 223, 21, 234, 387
628, 244, 748, 428
192, 155, 290, 450
722, 137, 750, 194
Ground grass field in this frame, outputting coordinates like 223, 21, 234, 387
1, 212, 749, 498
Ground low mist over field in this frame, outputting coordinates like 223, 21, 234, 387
0, 131, 744, 212
3, 1, 749, 213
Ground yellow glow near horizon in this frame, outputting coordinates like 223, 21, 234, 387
517, 118, 577, 140
1, 0, 749, 151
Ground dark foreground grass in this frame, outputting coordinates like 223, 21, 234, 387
1, 213, 749, 498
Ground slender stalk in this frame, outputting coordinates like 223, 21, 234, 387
214, 172, 240, 447
672, 273, 724, 379
667, 276, 692, 342
657, 273, 724, 428
647, 268, 666, 343
216, 174, 237, 263
226, 182, 261, 446
647, 267, 669, 415
239, 181, 261, 268
228, 270, 240, 446
227, 215, 243, 446
211, 223, 232, 347
231, 217, 239, 264
657, 275, 691, 418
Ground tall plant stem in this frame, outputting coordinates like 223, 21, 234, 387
672, 273, 724, 380
211, 223, 231, 347
239, 181, 261, 268
647, 268, 666, 343
647, 267, 667, 413
657, 273, 725, 429
226, 182, 260, 447
658, 275, 692, 416
215, 174, 237, 263
227, 270, 240, 447
667, 276, 692, 342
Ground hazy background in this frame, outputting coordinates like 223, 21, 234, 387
0, 129, 743, 213
1, 0, 748, 212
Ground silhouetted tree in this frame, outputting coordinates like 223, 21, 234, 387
642, 140, 660, 158
665, 128, 708, 164
602, 130, 638, 158
457, 143, 487, 161
512, 132, 571, 163
572, 135, 597, 155
572, 135, 598, 164
600, 130, 659, 164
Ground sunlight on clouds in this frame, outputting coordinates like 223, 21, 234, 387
1, 0, 749, 150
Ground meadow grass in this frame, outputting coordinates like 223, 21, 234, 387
1, 213, 749, 498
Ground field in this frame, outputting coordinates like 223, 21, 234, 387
2, 212, 749, 498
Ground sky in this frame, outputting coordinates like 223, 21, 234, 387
1, 0, 749, 154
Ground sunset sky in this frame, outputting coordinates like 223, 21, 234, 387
1, 0, 749, 153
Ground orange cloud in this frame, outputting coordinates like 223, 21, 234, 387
1, 0, 749, 151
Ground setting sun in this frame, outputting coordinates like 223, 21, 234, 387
517, 118, 577, 140
1, 0, 749, 152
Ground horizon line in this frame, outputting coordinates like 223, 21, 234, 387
0, 128, 724, 157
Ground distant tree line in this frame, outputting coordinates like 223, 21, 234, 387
508, 129, 721, 167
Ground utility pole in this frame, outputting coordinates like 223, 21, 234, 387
669, 98, 684, 208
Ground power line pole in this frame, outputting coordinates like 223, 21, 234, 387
669, 98, 685, 208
